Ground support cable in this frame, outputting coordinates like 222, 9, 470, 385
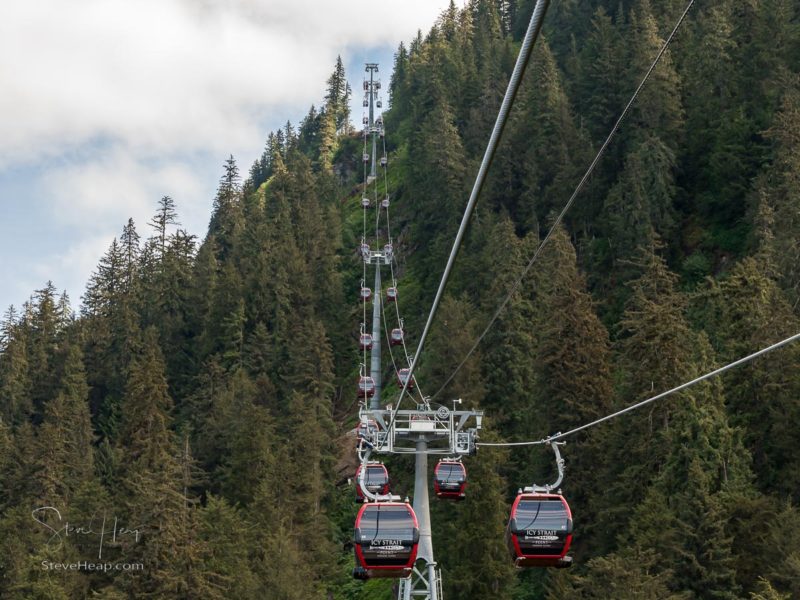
477, 332, 800, 447
361, 121, 368, 388
381, 294, 427, 403
374, 95, 426, 403
431, 0, 696, 401
378, 0, 553, 448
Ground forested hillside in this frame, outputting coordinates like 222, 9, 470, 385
2, 1, 800, 598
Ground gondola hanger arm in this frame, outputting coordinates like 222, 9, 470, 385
524, 439, 565, 494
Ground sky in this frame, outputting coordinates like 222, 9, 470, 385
0, 0, 456, 315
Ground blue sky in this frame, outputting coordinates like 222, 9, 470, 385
0, 0, 454, 315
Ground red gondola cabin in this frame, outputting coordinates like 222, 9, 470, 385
357, 419, 379, 442
354, 463, 390, 500
386, 287, 398, 302
390, 328, 404, 346
505, 493, 573, 568
357, 376, 375, 398
353, 502, 419, 580
433, 460, 467, 500
397, 368, 415, 390
359, 333, 373, 350
360, 287, 372, 302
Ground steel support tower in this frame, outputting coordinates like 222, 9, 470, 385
364, 62, 382, 410
359, 402, 483, 599
359, 61, 484, 599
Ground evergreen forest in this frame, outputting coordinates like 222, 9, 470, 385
2, 1, 800, 598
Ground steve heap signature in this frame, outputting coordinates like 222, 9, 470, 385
32, 507, 141, 559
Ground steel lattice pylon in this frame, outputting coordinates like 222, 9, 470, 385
357, 403, 483, 600
357, 60, 482, 600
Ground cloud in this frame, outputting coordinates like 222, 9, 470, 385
0, 0, 454, 167
0, 0, 456, 312
40, 146, 208, 232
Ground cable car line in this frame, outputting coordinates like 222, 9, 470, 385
477, 331, 800, 448
431, 0, 697, 401
381, 296, 426, 404
377, 0, 553, 450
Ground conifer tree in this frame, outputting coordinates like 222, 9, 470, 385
116, 329, 220, 598
695, 255, 800, 498
30, 340, 94, 504
0, 307, 31, 425
756, 86, 800, 308
208, 156, 244, 261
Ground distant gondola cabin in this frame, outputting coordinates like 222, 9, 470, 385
357, 376, 375, 398
357, 419, 379, 442
354, 463, 390, 500
359, 333, 373, 350
353, 502, 419, 580
390, 328, 404, 347
360, 287, 372, 302
397, 368, 414, 390
433, 460, 467, 500
386, 287, 398, 302
506, 493, 573, 569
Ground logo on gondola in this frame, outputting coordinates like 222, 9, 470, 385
370, 540, 404, 551
525, 529, 559, 541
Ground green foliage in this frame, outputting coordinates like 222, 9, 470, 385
2, 1, 800, 597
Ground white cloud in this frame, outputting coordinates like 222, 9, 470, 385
0, 0, 453, 167
0, 0, 456, 312
40, 147, 208, 232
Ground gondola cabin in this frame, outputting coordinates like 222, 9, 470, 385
390, 328, 404, 347
381, 196, 390, 208
362, 152, 370, 162
353, 502, 419, 580
357, 376, 375, 398
383, 243, 393, 256
506, 493, 573, 568
354, 463, 390, 500
386, 287, 398, 302
361, 197, 371, 208
433, 460, 467, 500
360, 287, 372, 302
363, 99, 369, 107
360, 243, 370, 257
380, 157, 388, 167
377, 100, 382, 108
397, 368, 415, 390
359, 333, 373, 351
357, 419, 379, 442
